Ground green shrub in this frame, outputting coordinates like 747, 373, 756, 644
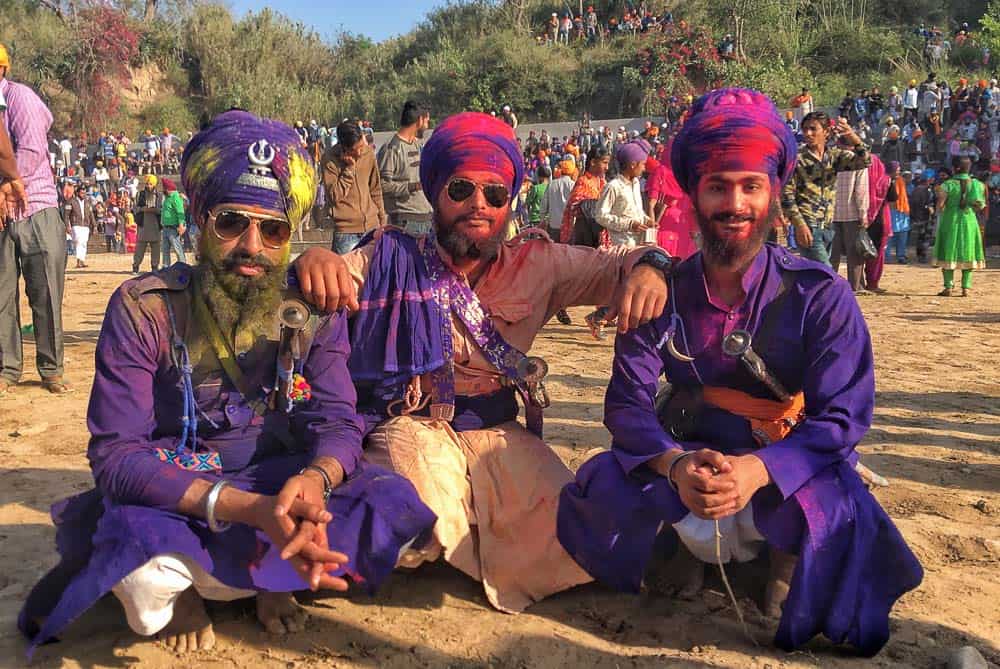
137, 95, 198, 135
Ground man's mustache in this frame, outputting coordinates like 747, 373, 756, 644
452, 213, 496, 225
710, 211, 755, 224
222, 252, 276, 271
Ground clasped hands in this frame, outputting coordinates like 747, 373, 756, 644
255, 471, 349, 592
654, 448, 771, 520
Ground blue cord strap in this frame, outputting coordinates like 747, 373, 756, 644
154, 293, 223, 473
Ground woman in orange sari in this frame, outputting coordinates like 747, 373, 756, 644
560, 145, 610, 244
557, 145, 612, 330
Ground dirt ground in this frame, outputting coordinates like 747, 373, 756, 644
1, 252, 997, 669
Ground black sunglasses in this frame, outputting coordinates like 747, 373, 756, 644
445, 178, 510, 208
211, 210, 291, 249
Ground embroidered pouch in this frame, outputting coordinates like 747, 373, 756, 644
155, 447, 223, 473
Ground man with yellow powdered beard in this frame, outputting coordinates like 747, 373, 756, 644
19, 110, 435, 655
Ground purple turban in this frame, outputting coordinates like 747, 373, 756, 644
180, 110, 316, 230
616, 140, 649, 167
419, 112, 524, 205
670, 88, 797, 195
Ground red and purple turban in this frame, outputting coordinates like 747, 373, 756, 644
180, 109, 316, 230
419, 112, 524, 205
670, 88, 797, 195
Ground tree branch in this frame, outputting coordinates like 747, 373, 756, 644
35, 0, 66, 21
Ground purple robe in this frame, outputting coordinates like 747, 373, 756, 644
19, 264, 436, 652
558, 244, 922, 656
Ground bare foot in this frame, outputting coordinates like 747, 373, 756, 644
643, 542, 705, 600
256, 591, 308, 634
762, 548, 797, 619
158, 587, 216, 653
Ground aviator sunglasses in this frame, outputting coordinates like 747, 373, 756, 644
445, 178, 510, 208
210, 210, 292, 249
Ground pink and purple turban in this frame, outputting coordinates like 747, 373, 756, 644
670, 88, 797, 195
616, 140, 649, 167
419, 112, 524, 205
180, 109, 316, 230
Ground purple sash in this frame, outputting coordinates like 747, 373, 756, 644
421, 237, 544, 435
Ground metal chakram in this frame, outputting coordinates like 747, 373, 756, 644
248, 139, 276, 170
238, 139, 281, 192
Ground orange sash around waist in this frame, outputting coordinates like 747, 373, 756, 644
702, 386, 806, 447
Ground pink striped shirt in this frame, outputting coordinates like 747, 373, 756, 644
1, 78, 58, 218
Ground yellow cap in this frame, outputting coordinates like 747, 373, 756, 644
144, 174, 158, 187
0, 44, 9, 69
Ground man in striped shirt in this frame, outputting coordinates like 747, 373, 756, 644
0, 43, 69, 396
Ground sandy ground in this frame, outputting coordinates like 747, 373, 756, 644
0, 252, 997, 669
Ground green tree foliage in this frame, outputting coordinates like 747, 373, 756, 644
1, 0, 997, 133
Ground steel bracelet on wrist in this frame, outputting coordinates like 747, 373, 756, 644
299, 465, 334, 502
205, 479, 232, 533
666, 451, 695, 492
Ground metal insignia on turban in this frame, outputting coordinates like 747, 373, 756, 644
236, 140, 280, 192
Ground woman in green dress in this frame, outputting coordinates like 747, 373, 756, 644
933, 156, 986, 296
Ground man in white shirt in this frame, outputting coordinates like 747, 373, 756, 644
918, 83, 940, 122
540, 159, 575, 240
903, 81, 920, 123
595, 141, 653, 248
830, 162, 870, 293
57, 136, 72, 167
580, 141, 655, 340
93, 160, 110, 198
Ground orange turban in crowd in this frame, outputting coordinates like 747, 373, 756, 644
558, 158, 578, 179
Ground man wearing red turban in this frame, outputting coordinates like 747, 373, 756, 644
159, 176, 187, 266
292, 111, 674, 613
560, 88, 921, 656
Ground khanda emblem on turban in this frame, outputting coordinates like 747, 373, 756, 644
237, 139, 280, 192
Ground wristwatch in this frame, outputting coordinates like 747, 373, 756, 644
635, 249, 675, 276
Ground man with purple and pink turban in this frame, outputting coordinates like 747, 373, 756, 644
292, 111, 675, 613
558, 88, 922, 655
19, 110, 435, 654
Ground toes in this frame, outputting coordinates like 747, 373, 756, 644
200, 626, 216, 651
282, 613, 304, 633
263, 616, 287, 634
174, 633, 188, 653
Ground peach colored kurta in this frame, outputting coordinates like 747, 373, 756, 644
342, 230, 650, 612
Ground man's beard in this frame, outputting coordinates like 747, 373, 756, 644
435, 215, 503, 263
196, 246, 287, 340
695, 201, 779, 269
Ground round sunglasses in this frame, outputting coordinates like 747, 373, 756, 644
209, 210, 292, 249
445, 178, 510, 208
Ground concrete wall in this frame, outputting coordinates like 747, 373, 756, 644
370, 116, 667, 148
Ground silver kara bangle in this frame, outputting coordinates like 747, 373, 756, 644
205, 479, 232, 533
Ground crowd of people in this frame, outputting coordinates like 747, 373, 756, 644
536, 4, 676, 45
3, 29, 995, 665
498, 71, 992, 310
914, 21, 989, 70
